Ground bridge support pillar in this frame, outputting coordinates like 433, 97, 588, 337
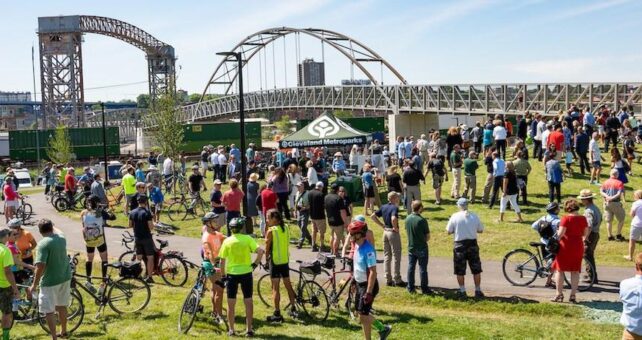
388, 113, 439, 152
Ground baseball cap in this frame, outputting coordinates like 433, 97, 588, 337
456, 197, 468, 207
315, 181, 324, 189
213, 179, 222, 185
331, 183, 339, 191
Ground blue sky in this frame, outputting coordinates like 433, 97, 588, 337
2, 0, 642, 101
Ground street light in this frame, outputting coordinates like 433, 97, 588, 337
216, 51, 249, 233
100, 102, 109, 186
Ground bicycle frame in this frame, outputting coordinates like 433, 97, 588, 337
319, 258, 354, 304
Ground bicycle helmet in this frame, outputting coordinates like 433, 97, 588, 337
202, 212, 219, 223
545, 202, 559, 214
353, 215, 366, 223
7, 218, 22, 229
348, 220, 368, 235
229, 217, 246, 233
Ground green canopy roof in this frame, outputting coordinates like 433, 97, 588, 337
279, 112, 372, 149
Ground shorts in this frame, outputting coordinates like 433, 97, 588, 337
592, 161, 601, 169
125, 194, 135, 206
226, 273, 253, 299
151, 202, 163, 214
86, 242, 108, 254
269, 262, 290, 279
0, 287, 12, 314
453, 239, 483, 276
200, 161, 208, 170
354, 280, 379, 316
4, 200, 18, 208
365, 186, 375, 198
311, 219, 327, 234
330, 225, 345, 239
604, 201, 625, 222
631, 227, 642, 241
39, 280, 71, 314
432, 175, 444, 189
135, 238, 156, 257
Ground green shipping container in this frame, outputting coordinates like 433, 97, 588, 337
9, 127, 120, 161
181, 122, 262, 153
296, 117, 385, 133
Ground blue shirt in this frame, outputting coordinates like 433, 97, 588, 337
562, 127, 572, 147
403, 142, 412, 158
584, 112, 595, 126
619, 112, 630, 124
620, 275, 642, 335
246, 148, 255, 162
135, 169, 146, 183
230, 147, 241, 163
530, 120, 538, 137
353, 240, 377, 283
276, 151, 286, 167
375, 203, 398, 228
492, 158, 505, 177
362, 171, 374, 188
545, 159, 563, 184
483, 129, 493, 146
332, 159, 346, 172
149, 186, 164, 204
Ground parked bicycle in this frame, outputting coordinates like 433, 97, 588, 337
502, 241, 595, 291
16, 195, 33, 221
53, 190, 90, 212
118, 231, 192, 286
315, 254, 359, 319
164, 171, 187, 195
178, 262, 229, 334
166, 192, 208, 221
256, 261, 303, 308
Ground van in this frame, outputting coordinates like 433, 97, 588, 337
13, 168, 33, 188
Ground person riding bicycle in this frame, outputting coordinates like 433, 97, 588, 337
201, 212, 227, 324
531, 202, 561, 286
64, 167, 77, 206
81, 195, 116, 291
188, 165, 207, 215
264, 209, 298, 323
78, 166, 94, 193
348, 220, 392, 340
219, 217, 265, 337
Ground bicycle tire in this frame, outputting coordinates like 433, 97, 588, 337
53, 197, 69, 212
178, 288, 200, 334
118, 250, 137, 263
298, 280, 330, 322
192, 198, 207, 218
257, 268, 302, 308
563, 256, 595, 292
167, 202, 188, 222
160, 255, 189, 287
345, 280, 358, 320
502, 249, 540, 287
38, 288, 84, 335
108, 277, 151, 314
21, 203, 32, 220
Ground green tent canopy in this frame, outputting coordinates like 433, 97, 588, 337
279, 112, 372, 149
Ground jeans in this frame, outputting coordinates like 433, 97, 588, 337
212, 164, 220, 180
482, 173, 493, 203
405, 185, 421, 211
548, 182, 561, 203
297, 211, 312, 245
219, 165, 227, 183
407, 248, 429, 293
604, 131, 618, 152
383, 230, 402, 283
577, 152, 590, 174
517, 175, 528, 204
474, 141, 482, 154
276, 192, 291, 219
496, 139, 507, 159
488, 175, 504, 208
533, 140, 542, 161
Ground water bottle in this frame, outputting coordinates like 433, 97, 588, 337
338, 278, 347, 290
12, 299, 20, 312
84, 281, 97, 294
97, 284, 106, 297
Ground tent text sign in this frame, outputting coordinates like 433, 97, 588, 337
279, 112, 372, 149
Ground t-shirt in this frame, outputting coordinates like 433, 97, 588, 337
386, 173, 402, 193
210, 190, 226, 214
450, 151, 462, 168
589, 139, 601, 161
149, 187, 164, 204
324, 193, 345, 227
361, 171, 374, 188
483, 129, 493, 146
130, 207, 153, 240
260, 189, 278, 215
122, 174, 136, 195
222, 189, 244, 212
163, 158, 173, 175
308, 189, 326, 220
146, 171, 161, 187
446, 211, 483, 242
82, 211, 109, 248
463, 158, 478, 176
219, 234, 258, 275
202, 230, 226, 259
584, 204, 603, 233
492, 158, 506, 177
188, 174, 203, 193
547, 131, 565, 151
16, 230, 35, 259
632, 200, 642, 229
493, 126, 507, 140
428, 159, 445, 176
405, 213, 429, 253
353, 240, 376, 283
64, 173, 76, 192
135, 169, 146, 183
35, 234, 72, 287
375, 203, 398, 228
484, 156, 493, 174
601, 178, 624, 202
0, 244, 14, 288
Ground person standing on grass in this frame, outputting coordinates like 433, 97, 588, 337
201, 212, 227, 325
605, 111, 622, 152
200, 146, 210, 179
446, 198, 484, 298
402, 159, 424, 212
499, 162, 523, 223
450, 144, 463, 199
218, 148, 228, 184
265, 209, 298, 323
601, 169, 626, 242
122, 167, 136, 214
462, 151, 478, 203
493, 120, 508, 159
545, 153, 564, 203
405, 200, 431, 295
589, 132, 602, 185
210, 147, 220, 181
222, 179, 244, 236
0, 228, 18, 340
348, 220, 392, 340
371, 191, 405, 288
246, 173, 260, 229
294, 181, 312, 249
260, 181, 278, 228
620, 253, 642, 340
80, 196, 116, 286
219, 217, 265, 337
28, 219, 72, 339
488, 151, 505, 209
481, 147, 495, 204
513, 151, 531, 205
426, 154, 448, 205
325, 183, 347, 256
129, 196, 155, 282
308, 182, 327, 252
135, 161, 146, 184
362, 163, 376, 215
187, 165, 207, 214
575, 127, 591, 175
578, 189, 602, 283
90, 174, 108, 207
625, 190, 642, 261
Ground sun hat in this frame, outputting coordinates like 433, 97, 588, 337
577, 189, 597, 200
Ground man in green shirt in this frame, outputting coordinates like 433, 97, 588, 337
512, 151, 532, 205
405, 200, 431, 295
29, 219, 72, 339
462, 152, 479, 203
122, 166, 137, 214
0, 229, 18, 340
219, 217, 265, 337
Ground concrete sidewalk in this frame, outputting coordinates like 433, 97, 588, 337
25, 192, 628, 302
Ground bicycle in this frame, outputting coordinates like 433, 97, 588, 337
16, 195, 33, 221
53, 190, 90, 212
315, 254, 360, 320
502, 241, 596, 291
166, 192, 208, 221
178, 262, 229, 334
256, 261, 303, 308
164, 171, 187, 195
118, 231, 192, 286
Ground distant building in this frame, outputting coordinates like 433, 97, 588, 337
0, 92, 34, 130
297, 58, 325, 86
341, 79, 372, 86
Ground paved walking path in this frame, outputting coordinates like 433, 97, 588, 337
26, 192, 629, 302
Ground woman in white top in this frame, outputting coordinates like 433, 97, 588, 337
626, 190, 642, 261
306, 160, 318, 184
349, 144, 359, 168
493, 120, 508, 159
287, 164, 303, 217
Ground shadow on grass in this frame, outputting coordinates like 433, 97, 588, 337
578, 300, 622, 312
142, 311, 169, 320
426, 287, 539, 304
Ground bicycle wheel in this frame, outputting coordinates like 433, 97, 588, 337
192, 198, 207, 218
118, 250, 137, 263
167, 202, 188, 222
502, 249, 540, 286
160, 255, 189, 287
298, 280, 330, 322
345, 280, 358, 320
178, 288, 200, 334
563, 256, 596, 292
53, 197, 69, 212
257, 273, 273, 307
108, 277, 151, 314
38, 288, 84, 335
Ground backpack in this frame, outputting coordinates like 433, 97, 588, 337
537, 218, 555, 240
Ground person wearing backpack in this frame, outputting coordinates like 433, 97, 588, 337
531, 202, 561, 287
426, 153, 448, 205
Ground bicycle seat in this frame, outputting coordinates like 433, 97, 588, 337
529, 241, 545, 247
156, 239, 169, 249
107, 262, 123, 269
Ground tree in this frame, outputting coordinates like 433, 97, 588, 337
274, 115, 292, 135
137, 94, 150, 108
334, 110, 354, 119
48, 124, 73, 164
188, 93, 202, 103
144, 91, 184, 162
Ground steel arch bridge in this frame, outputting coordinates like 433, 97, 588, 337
38, 15, 175, 128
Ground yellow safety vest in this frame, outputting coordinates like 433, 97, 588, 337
270, 224, 290, 265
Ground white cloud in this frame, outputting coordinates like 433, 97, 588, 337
551, 0, 632, 20
411, 0, 499, 31
507, 57, 604, 78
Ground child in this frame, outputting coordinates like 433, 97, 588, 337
564, 149, 573, 177
148, 183, 164, 224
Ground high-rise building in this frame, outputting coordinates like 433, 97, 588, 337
297, 58, 325, 86
0, 92, 34, 130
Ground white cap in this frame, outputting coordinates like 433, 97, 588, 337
315, 181, 324, 188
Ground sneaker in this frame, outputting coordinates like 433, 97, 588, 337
455, 291, 467, 299
608, 236, 616, 241
379, 325, 392, 340
422, 288, 434, 295
617, 235, 627, 242
386, 281, 395, 287
474, 290, 485, 298
296, 241, 304, 249
245, 330, 255, 337
144, 276, 155, 284
395, 281, 407, 287
267, 311, 284, 323
311, 245, 319, 252
287, 307, 299, 319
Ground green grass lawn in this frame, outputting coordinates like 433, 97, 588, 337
12, 257, 622, 339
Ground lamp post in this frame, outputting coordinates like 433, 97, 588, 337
216, 51, 249, 233
100, 102, 109, 186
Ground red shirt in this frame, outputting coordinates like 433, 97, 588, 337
260, 189, 278, 215
222, 188, 244, 212
3, 184, 17, 201
547, 131, 565, 151
64, 173, 76, 192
